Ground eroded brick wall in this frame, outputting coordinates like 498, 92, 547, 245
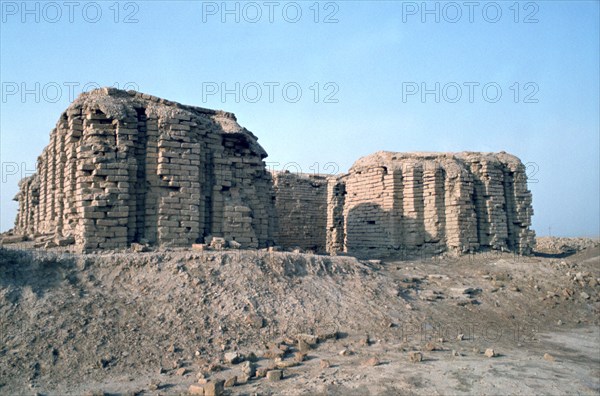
272, 172, 328, 251
13, 88, 276, 251
326, 152, 535, 255
13, 90, 535, 255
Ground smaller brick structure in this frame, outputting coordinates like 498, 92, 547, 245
325, 151, 535, 255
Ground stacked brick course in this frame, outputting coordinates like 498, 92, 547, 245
13, 90, 535, 256
13, 88, 275, 251
326, 152, 535, 255
272, 172, 328, 252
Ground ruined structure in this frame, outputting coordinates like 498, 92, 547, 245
326, 152, 535, 255
14, 88, 276, 251
272, 172, 328, 252
12, 89, 535, 255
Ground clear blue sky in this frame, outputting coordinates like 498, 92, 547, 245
1, 0, 598, 237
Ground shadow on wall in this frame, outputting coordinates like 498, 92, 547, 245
344, 202, 447, 259
345, 203, 388, 254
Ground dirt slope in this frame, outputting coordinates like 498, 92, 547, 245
0, 239, 598, 395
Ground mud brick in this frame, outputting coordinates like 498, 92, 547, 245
12, 88, 534, 256
323, 152, 534, 256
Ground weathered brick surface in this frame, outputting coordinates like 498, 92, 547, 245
272, 172, 328, 252
13, 88, 276, 252
13, 91, 534, 256
326, 152, 535, 255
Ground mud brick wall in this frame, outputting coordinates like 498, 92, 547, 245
272, 172, 328, 251
13, 88, 276, 252
326, 152, 535, 255
341, 166, 394, 252
12, 89, 535, 255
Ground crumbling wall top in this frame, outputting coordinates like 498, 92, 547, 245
62, 87, 267, 158
349, 150, 524, 177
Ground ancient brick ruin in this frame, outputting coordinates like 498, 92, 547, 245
272, 172, 328, 252
326, 152, 535, 255
12, 89, 535, 255
14, 88, 276, 251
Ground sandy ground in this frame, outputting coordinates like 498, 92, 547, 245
0, 237, 598, 395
